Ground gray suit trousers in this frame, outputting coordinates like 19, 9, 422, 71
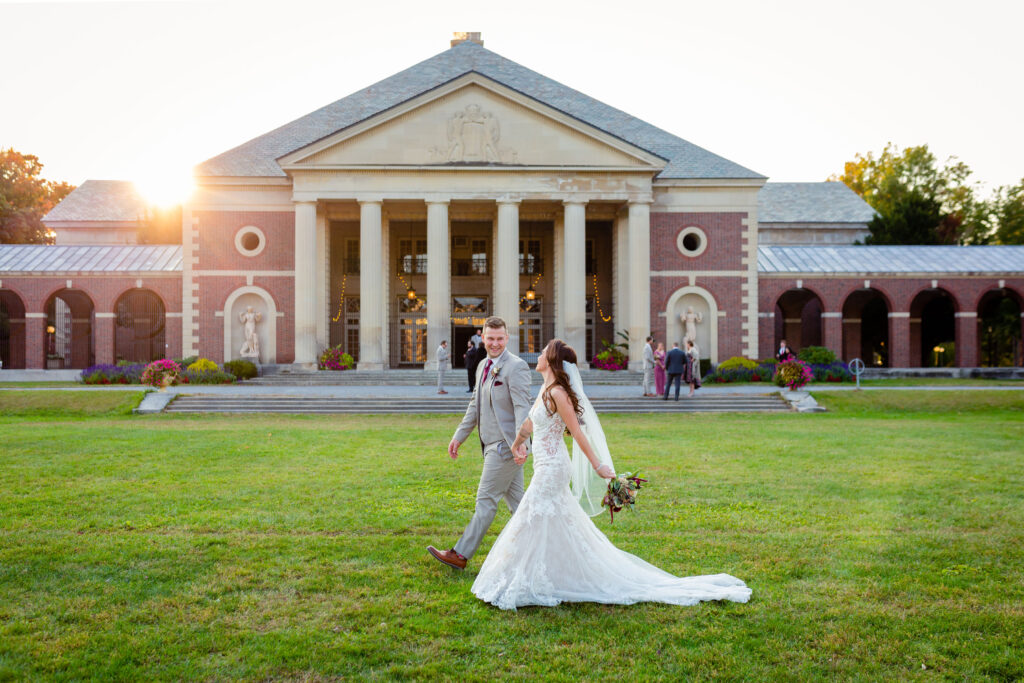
453, 441, 525, 559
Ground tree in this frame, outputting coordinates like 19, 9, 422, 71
864, 190, 945, 245
0, 149, 75, 244
831, 143, 990, 245
991, 178, 1024, 245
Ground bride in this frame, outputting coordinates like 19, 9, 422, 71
471, 339, 751, 611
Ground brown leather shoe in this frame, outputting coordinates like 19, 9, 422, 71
427, 546, 467, 570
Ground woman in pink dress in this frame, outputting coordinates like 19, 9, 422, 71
654, 342, 667, 396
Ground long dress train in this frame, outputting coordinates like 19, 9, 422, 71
471, 398, 750, 611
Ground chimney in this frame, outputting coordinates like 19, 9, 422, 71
451, 32, 483, 47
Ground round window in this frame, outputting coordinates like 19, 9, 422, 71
234, 226, 266, 257
676, 226, 708, 258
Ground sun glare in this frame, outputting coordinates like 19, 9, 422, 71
135, 171, 195, 208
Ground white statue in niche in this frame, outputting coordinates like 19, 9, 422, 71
681, 306, 703, 346
238, 306, 262, 360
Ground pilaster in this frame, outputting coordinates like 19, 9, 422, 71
627, 200, 651, 370
358, 200, 385, 370
425, 200, 450, 371
293, 200, 318, 367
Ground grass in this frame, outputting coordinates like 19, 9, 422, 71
0, 391, 1022, 680
859, 377, 1024, 387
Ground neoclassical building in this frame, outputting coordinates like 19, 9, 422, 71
1, 34, 1022, 372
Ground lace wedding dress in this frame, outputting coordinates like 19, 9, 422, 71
471, 397, 751, 611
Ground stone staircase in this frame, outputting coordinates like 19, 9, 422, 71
164, 393, 791, 414
244, 366, 646, 386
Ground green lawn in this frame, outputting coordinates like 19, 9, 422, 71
1, 392, 1022, 681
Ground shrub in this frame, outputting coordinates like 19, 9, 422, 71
224, 359, 258, 381
81, 363, 145, 385
140, 359, 182, 388
319, 345, 355, 371
717, 356, 758, 371
182, 369, 235, 384
187, 358, 219, 373
173, 356, 199, 368
809, 361, 853, 383
591, 337, 628, 371
797, 346, 838, 365
773, 359, 813, 391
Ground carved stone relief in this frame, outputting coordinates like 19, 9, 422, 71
428, 104, 518, 163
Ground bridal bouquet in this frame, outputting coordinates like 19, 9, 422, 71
602, 471, 648, 522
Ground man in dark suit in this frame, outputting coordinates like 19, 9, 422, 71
663, 342, 687, 400
777, 339, 794, 362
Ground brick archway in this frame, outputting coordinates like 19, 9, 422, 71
114, 289, 167, 363
774, 288, 823, 355
0, 289, 27, 369
909, 288, 957, 368
43, 289, 95, 369
842, 288, 890, 367
977, 288, 1023, 367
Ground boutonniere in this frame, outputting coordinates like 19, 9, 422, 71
491, 365, 502, 380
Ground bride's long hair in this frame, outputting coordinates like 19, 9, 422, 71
541, 339, 584, 422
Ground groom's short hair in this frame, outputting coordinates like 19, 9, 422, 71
484, 316, 507, 332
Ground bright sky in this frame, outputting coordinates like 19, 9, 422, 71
3, 0, 1022, 205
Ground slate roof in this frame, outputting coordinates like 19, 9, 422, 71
758, 182, 877, 223
0, 245, 182, 273
758, 246, 1024, 274
196, 41, 764, 181
42, 180, 146, 223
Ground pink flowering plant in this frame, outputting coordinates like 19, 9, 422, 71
140, 359, 182, 388
773, 359, 814, 391
318, 345, 355, 371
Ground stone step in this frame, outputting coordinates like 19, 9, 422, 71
244, 371, 647, 386
164, 395, 791, 414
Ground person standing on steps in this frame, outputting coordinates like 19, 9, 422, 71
436, 340, 449, 394
663, 342, 686, 401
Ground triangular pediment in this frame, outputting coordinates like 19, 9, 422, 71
277, 75, 666, 171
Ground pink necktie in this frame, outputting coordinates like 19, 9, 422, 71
480, 359, 493, 386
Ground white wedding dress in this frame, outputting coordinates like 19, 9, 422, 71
471, 397, 752, 611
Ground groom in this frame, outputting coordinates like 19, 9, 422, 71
427, 316, 532, 570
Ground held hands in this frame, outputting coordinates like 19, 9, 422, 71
513, 442, 529, 465
596, 464, 616, 479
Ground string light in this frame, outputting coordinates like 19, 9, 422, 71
592, 273, 612, 322
331, 273, 348, 322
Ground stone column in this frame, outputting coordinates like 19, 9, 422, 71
425, 200, 450, 371
627, 200, 651, 371
889, 312, 910, 367
293, 201, 318, 368
315, 210, 328, 350
495, 200, 520, 352
614, 210, 630, 341
358, 200, 385, 370
563, 200, 587, 362
956, 311, 978, 367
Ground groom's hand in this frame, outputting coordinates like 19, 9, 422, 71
448, 438, 461, 460
513, 443, 528, 465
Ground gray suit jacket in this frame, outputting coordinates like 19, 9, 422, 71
643, 343, 655, 370
453, 349, 532, 454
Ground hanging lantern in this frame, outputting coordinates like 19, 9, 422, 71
407, 287, 417, 300
525, 287, 536, 301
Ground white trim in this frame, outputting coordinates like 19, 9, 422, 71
651, 270, 746, 277
676, 226, 708, 258
821, 312, 842, 318
954, 312, 978, 318
26, 312, 46, 318
194, 270, 295, 277
664, 285, 719, 365
222, 285, 277, 364
166, 312, 183, 318
95, 312, 115, 318
234, 225, 267, 257
888, 312, 911, 318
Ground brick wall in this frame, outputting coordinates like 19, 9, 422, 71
0, 276, 181, 369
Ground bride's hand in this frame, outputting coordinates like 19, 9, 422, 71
513, 443, 529, 464
596, 464, 616, 479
